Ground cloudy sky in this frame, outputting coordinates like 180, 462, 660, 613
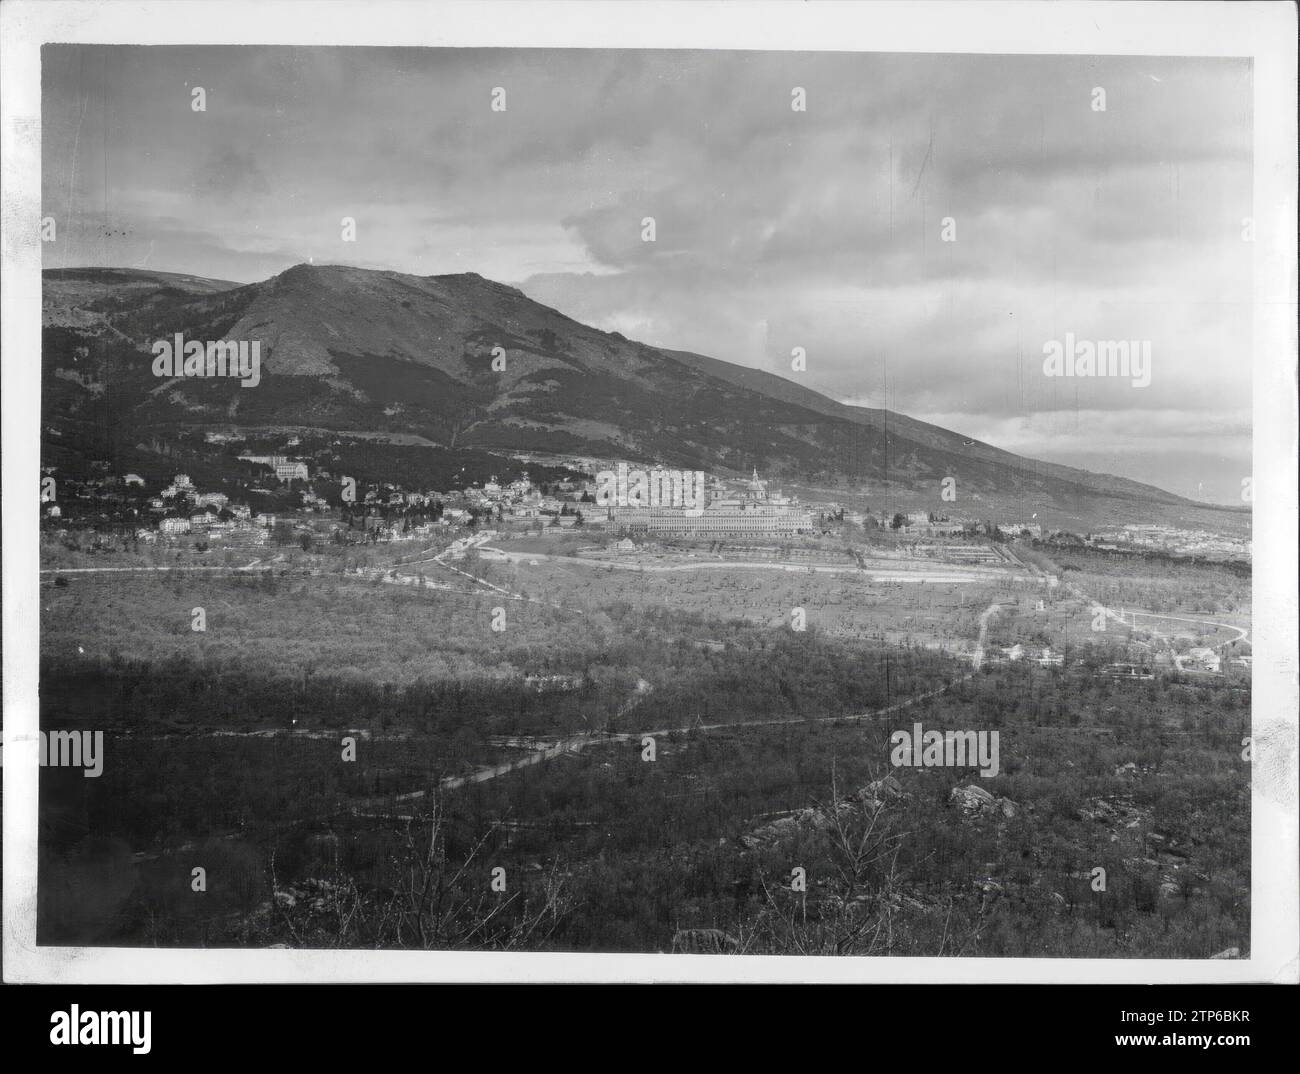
43, 46, 1252, 502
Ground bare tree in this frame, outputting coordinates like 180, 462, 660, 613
737, 770, 977, 957
270, 796, 570, 950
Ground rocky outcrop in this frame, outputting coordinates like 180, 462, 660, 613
1077, 794, 1143, 829
739, 776, 905, 849
949, 783, 1018, 819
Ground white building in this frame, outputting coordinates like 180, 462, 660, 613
239, 455, 308, 483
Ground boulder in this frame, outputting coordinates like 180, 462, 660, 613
950, 783, 1020, 821
861, 775, 903, 800
950, 784, 996, 814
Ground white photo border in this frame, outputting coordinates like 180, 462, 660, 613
3, 0, 1296, 984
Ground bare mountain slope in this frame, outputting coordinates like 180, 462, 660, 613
659, 347, 1184, 507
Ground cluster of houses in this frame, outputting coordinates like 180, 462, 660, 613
146, 474, 269, 547
40, 460, 145, 521
463, 474, 588, 519
51, 463, 305, 547
337, 472, 598, 541
992, 639, 1243, 678
45, 459, 599, 547
1089, 524, 1251, 561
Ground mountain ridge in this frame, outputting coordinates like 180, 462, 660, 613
41, 262, 1242, 530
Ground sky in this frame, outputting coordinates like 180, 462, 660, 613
42, 46, 1253, 503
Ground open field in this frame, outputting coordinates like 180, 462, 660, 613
399, 533, 1041, 656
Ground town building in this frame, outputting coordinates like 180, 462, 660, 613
238, 455, 309, 483
608, 470, 813, 536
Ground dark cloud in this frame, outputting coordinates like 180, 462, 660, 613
191, 146, 272, 203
